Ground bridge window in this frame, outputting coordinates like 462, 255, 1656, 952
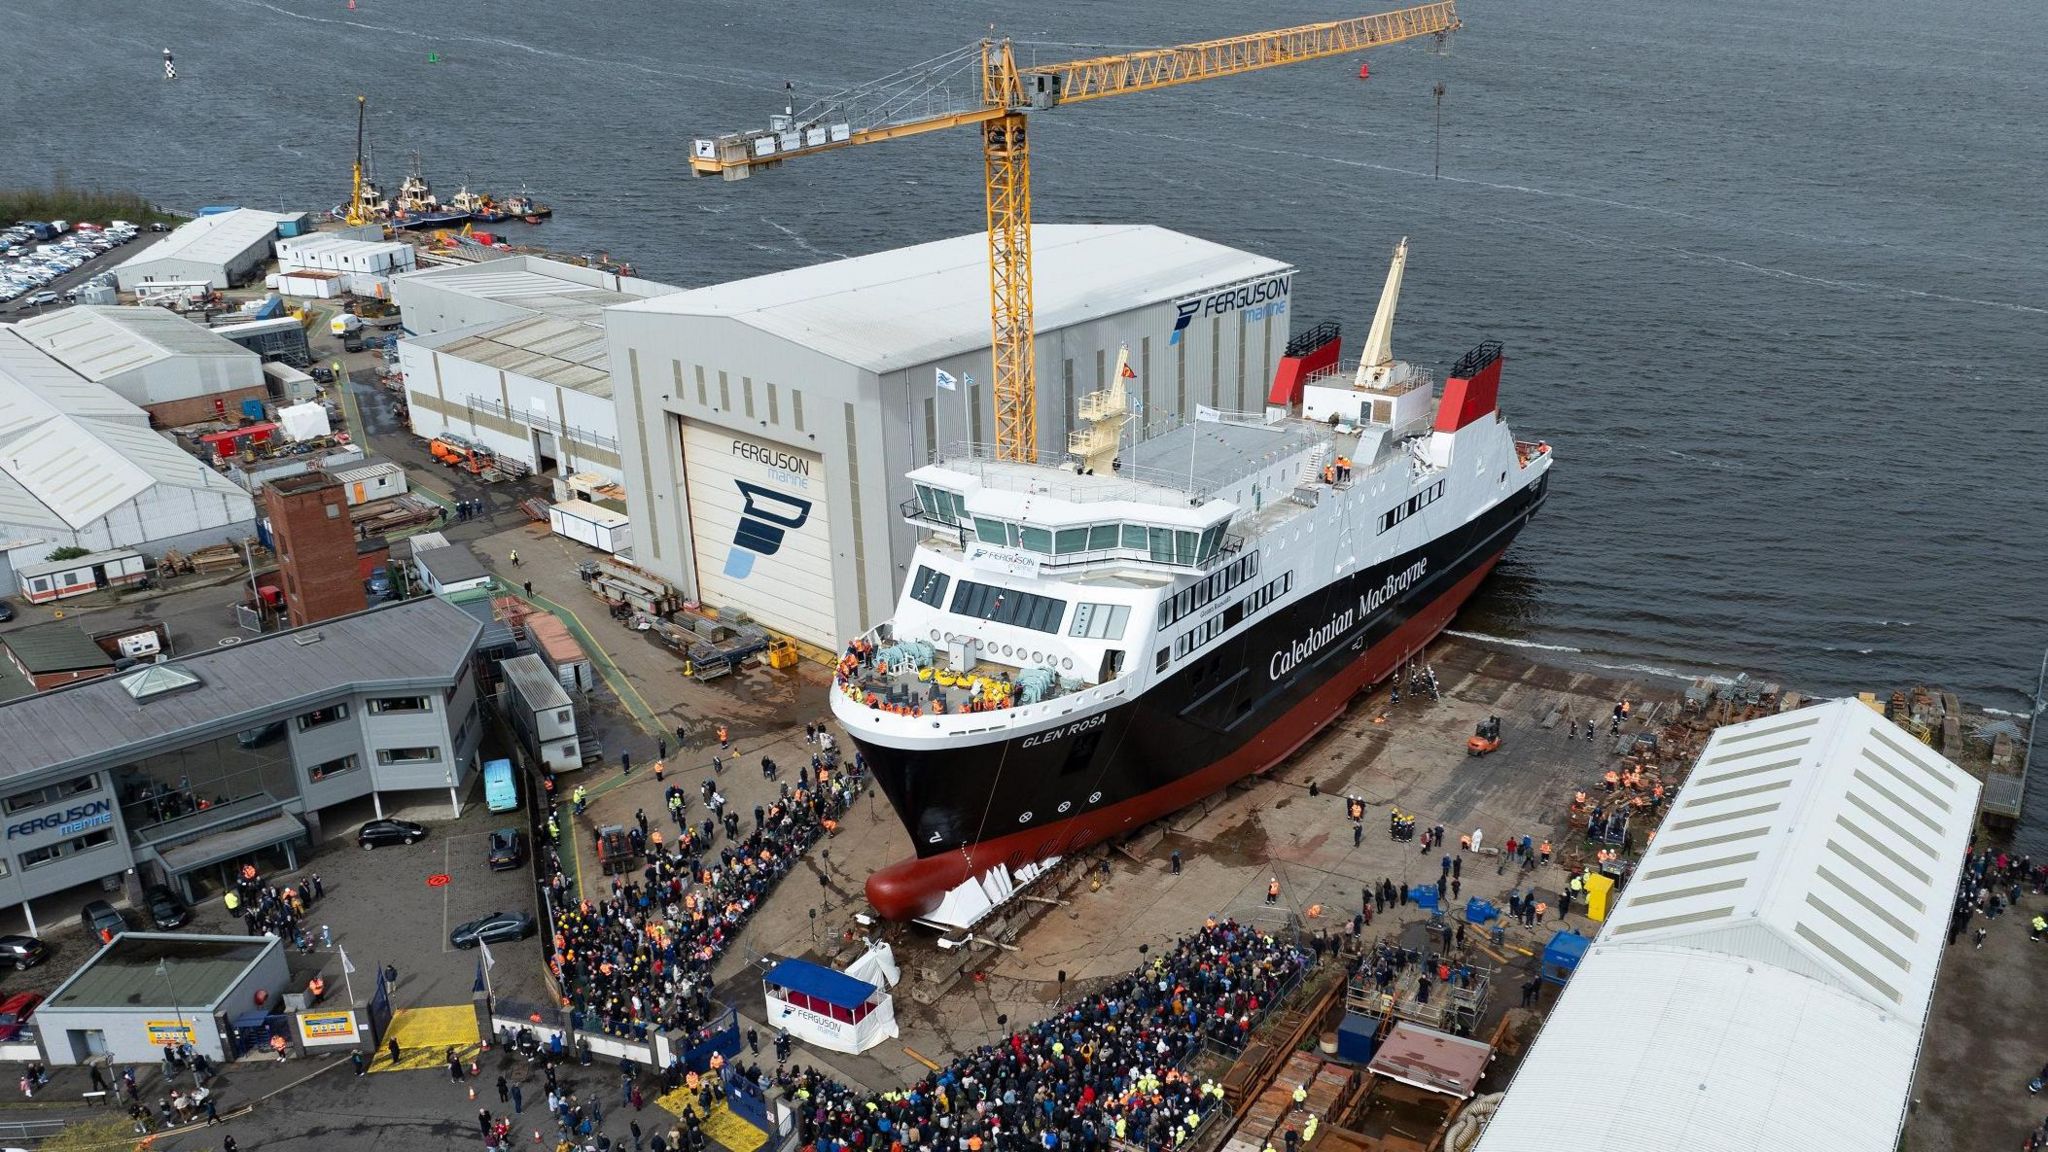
908, 566, 950, 608
1054, 528, 1089, 555
951, 581, 1066, 634
976, 518, 1010, 545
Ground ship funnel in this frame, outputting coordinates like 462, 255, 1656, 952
1355, 237, 1409, 390
1066, 344, 1133, 475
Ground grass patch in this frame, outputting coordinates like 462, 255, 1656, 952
0, 178, 178, 227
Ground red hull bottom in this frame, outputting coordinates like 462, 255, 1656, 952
866, 545, 1511, 921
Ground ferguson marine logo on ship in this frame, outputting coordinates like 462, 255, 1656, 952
1267, 560, 1428, 680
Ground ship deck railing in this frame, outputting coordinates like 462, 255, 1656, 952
836, 632, 1139, 734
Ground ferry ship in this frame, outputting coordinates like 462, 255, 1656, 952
831, 240, 1554, 922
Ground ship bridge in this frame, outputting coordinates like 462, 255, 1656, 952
904, 417, 1330, 577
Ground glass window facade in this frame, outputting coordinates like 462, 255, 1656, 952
114, 729, 299, 844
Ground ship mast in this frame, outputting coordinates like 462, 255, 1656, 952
1066, 345, 1133, 476
1356, 237, 1409, 390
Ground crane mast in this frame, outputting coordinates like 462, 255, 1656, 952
691, 2, 1459, 463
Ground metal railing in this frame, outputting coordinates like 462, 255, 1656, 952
462, 395, 620, 453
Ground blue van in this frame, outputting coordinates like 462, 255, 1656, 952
482, 759, 519, 813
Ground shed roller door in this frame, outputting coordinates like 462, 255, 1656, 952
680, 421, 835, 647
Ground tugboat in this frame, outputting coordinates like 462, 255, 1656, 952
503, 186, 553, 223
390, 154, 471, 231
448, 186, 511, 224
831, 239, 1554, 922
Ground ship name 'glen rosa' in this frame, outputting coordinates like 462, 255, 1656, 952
1268, 559, 1429, 680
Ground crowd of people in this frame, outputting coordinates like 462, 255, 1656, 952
221, 865, 326, 948
764, 919, 1308, 1152
540, 751, 859, 1047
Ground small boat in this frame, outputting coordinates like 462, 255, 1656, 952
448, 185, 511, 224
503, 187, 553, 221
390, 153, 471, 231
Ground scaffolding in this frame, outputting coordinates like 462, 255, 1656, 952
1344, 943, 1492, 1037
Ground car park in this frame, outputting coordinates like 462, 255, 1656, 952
80, 899, 126, 940
357, 817, 426, 849
486, 828, 526, 871
0, 935, 47, 971
143, 885, 189, 930
449, 911, 535, 949
0, 992, 41, 1042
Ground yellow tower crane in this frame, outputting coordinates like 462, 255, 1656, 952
690, 2, 1459, 463
345, 95, 371, 228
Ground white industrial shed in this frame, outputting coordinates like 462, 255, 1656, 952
1474, 697, 1979, 1152
607, 223, 1295, 649
14, 305, 265, 421
393, 255, 682, 488
403, 313, 623, 482
111, 208, 292, 291
392, 254, 681, 337
0, 327, 254, 597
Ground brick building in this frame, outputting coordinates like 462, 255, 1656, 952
263, 474, 366, 626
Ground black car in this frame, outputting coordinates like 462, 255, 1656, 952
449, 911, 535, 949
142, 886, 188, 930
486, 828, 526, 872
0, 935, 48, 971
357, 818, 426, 849
0, 598, 14, 622
80, 900, 127, 940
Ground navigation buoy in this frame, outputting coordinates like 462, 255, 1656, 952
1357, 62, 1370, 80
427, 52, 442, 63
163, 48, 177, 81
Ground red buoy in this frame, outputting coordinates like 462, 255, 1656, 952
1358, 62, 1371, 79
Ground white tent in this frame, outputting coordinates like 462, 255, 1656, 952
762, 954, 898, 1056
276, 402, 331, 442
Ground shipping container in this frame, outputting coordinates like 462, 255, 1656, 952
548, 499, 632, 555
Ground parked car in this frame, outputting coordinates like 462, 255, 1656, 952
0, 992, 41, 1041
143, 886, 189, 930
79, 900, 127, 940
0, 599, 14, 623
449, 911, 535, 949
309, 365, 336, 384
24, 290, 57, 307
358, 818, 426, 849
486, 828, 526, 872
0, 935, 48, 971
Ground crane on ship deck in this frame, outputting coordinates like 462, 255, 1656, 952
689, 3, 1460, 464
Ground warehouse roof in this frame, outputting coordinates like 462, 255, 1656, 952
397, 255, 677, 326
0, 347, 250, 530
113, 208, 289, 271
416, 313, 612, 395
14, 305, 254, 384
46, 934, 277, 1012
2, 623, 114, 675
0, 326, 150, 426
615, 224, 1294, 372
0, 598, 482, 779
1473, 698, 1979, 1152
